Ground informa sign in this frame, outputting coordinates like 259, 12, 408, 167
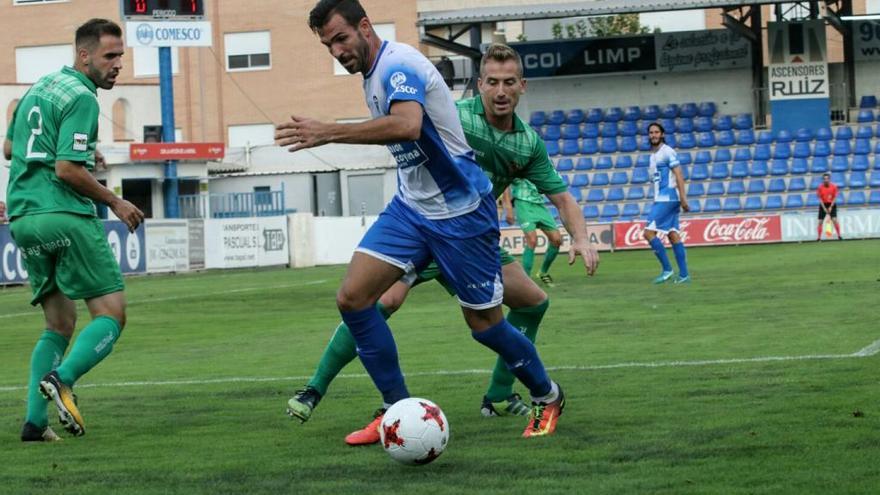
853, 21, 880, 61
767, 20, 829, 100
500, 224, 613, 255
204, 217, 288, 269
614, 215, 782, 250
782, 209, 880, 241
655, 30, 751, 72
130, 143, 225, 161
104, 221, 147, 274
125, 21, 213, 48
145, 220, 190, 272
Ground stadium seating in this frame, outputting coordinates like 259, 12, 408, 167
775, 129, 793, 143
754, 144, 771, 161
556, 158, 574, 171
750, 161, 769, 177
831, 156, 849, 172
661, 103, 679, 119
582, 138, 599, 155
748, 179, 766, 194
757, 130, 774, 144
849, 172, 867, 188
620, 136, 638, 152
680, 102, 698, 118
562, 139, 579, 155
568, 187, 582, 202
765, 195, 783, 209
793, 142, 811, 158
571, 174, 589, 187
678, 152, 692, 166
636, 154, 651, 168
773, 143, 791, 159
620, 121, 638, 136
562, 124, 580, 140
583, 205, 599, 219
610, 172, 629, 185
870, 191, 880, 204
786, 194, 804, 208
791, 158, 808, 174
744, 196, 763, 210
732, 161, 749, 178
734, 114, 753, 130
707, 182, 725, 196
698, 101, 717, 117
592, 173, 610, 186
600, 138, 618, 154
768, 178, 786, 193
548, 110, 565, 125
607, 187, 625, 201
530, 111, 546, 126
624, 106, 641, 121
811, 156, 829, 173
687, 183, 705, 197
704, 198, 722, 212
770, 160, 789, 176
860, 95, 878, 108
575, 157, 593, 170
835, 126, 853, 140
737, 129, 756, 145
815, 127, 833, 141
852, 155, 870, 171
544, 125, 561, 140
717, 130, 735, 146
854, 139, 871, 155
678, 133, 696, 149
695, 116, 712, 133
596, 156, 613, 170
788, 177, 806, 192
586, 108, 604, 123
857, 109, 874, 123
631, 168, 649, 184
856, 125, 873, 139
711, 163, 730, 179
583, 123, 599, 138
677, 118, 695, 133
545, 140, 560, 156
627, 186, 646, 200
600, 204, 620, 220
723, 197, 741, 211
795, 128, 814, 142
691, 163, 709, 180
605, 107, 623, 122
870, 171, 880, 187
849, 191, 867, 205
622, 203, 641, 218
586, 189, 605, 202
715, 115, 733, 131
601, 122, 618, 138
643, 105, 661, 120
566, 109, 585, 124
727, 180, 745, 195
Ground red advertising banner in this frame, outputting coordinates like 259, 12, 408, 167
130, 143, 225, 161
614, 215, 783, 250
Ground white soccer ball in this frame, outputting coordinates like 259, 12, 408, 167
379, 397, 449, 465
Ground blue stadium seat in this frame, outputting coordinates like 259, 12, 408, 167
619, 136, 637, 152
544, 125, 561, 140
560, 174, 570, 186
582, 205, 599, 219
815, 127, 833, 141
677, 117, 695, 133
723, 197, 742, 212
631, 168, 649, 184
620, 121, 638, 136
770, 160, 789, 176
775, 129, 793, 143
615, 155, 633, 168
809, 176, 822, 190
765, 195, 783, 209
548, 110, 565, 125
530, 125, 543, 138
731, 162, 749, 178
848, 191, 867, 205
582, 123, 599, 138
734, 147, 752, 162
678, 151, 692, 166
627, 186, 646, 200
852, 155, 869, 172
638, 136, 652, 151
690, 198, 702, 213
734, 114, 753, 130
694, 116, 712, 133
715, 149, 732, 162
831, 171, 846, 185
561, 139, 580, 155
610, 172, 629, 185
768, 178, 786, 192
636, 154, 651, 168
860, 95, 878, 108
754, 144, 771, 161
711, 163, 730, 179
642, 105, 661, 121
736, 129, 755, 145
586, 108, 604, 123
833, 140, 851, 156
691, 163, 709, 180
623, 106, 641, 121
600, 204, 620, 219
581, 138, 599, 155
661, 103, 679, 119
857, 109, 874, 123
568, 187, 582, 202
813, 140, 830, 157
545, 140, 560, 156
677, 133, 696, 149
566, 109, 585, 124
727, 180, 745, 195
637, 120, 650, 135
748, 179, 766, 193
870, 171, 880, 187
773, 143, 792, 159
835, 126, 853, 140
836, 191, 846, 205
807, 193, 820, 207
529, 111, 546, 126
788, 177, 806, 192
571, 174, 589, 187
556, 158, 574, 171
586, 189, 605, 202
680, 102, 698, 118
605, 107, 623, 122
704, 198, 722, 212
831, 155, 849, 172
854, 139, 870, 155
694, 150, 712, 165
548, 206, 559, 219
680, 165, 690, 180
687, 183, 705, 197
870, 190, 880, 204
744, 196, 763, 210
665, 134, 677, 148
785, 194, 804, 208
793, 142, 811, 158
561, 124, 580, 140
795, 128, 814, 142
607, 187, 625, 201
791, 158, 808, 174
716, 130, 735, 146
699, 101, 717, 117
849, 171, 867, 188
875, 141, 880, 156
714, 115, 733, 131
875, 124, 880, 138
707, 181, 725, 195
575, 157, 593, 170
596, 156, 613, 169
757, 130, 774, 144
660, 118, 677, 133
592, 173, 610, 187
750, 161, 769, 177
622, 203, 641, 218
601, 122, 619, 138
856, 125, 873, 139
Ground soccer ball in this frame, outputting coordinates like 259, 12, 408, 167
379, 397, 449, 465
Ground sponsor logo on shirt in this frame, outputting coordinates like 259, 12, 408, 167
387, 142, 428, 169
73, 133, 88, 151
390, 71, 407, 88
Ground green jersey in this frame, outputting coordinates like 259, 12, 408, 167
511, 178, 545, 204
6, 66, 100, 220
456, 96, 567, 200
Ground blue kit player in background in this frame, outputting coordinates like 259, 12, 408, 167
275, 0, 566, 437
643, 122, 690, 284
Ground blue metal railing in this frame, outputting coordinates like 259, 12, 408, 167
178, 185, 287, 219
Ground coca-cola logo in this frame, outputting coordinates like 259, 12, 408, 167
703, 218, 771, 242
621, 222, 691, 246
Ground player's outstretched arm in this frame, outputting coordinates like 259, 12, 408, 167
55, 160, 144, 232
548, 191, 599, 276
275, 101, 423, 152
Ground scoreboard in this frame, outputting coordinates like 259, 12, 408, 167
120, 0, 206, 20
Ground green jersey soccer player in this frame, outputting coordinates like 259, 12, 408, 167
502, 178, 564, 285
285, 42, 599, 443
5, 19, 144, 441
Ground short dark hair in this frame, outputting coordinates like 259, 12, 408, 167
823, 173, 831, 178
75, 18, 122, 50
308, 0, 367, 32
480, 43, 523, 78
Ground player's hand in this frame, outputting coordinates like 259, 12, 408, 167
110, 198, 145, 233
275, 115, 329, 152
680, 200, 690, 212
95, 149, 107, 170
569, 238, 599, 276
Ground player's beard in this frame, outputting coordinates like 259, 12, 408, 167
340, 32, 371, 74
88, 64, 116, 90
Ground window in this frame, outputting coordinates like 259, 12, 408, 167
15, 44, 73, 83
228, 124, 274, 147
254, 186, 272, 206
334, 23, 395, 75
225, 31, 271, 71
133, 47, 180, 78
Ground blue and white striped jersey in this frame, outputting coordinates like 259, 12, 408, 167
649, 143, 681, 203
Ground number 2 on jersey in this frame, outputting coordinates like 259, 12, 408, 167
25, 105, 48, 160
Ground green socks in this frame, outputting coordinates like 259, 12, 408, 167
522, 247, 535, 276
55, 316, 121, 386
26, 331, 69, 428
307, 303, 390, 396
484, 299, 550, 402
539, 245, 560, 276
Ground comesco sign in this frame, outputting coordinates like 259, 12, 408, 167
125, 21, 213, 47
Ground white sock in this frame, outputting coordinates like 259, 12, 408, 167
531, 381, 559, 404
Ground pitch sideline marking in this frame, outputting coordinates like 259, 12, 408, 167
0, 338, 876, 393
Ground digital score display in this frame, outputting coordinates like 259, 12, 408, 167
121, 0, 205, 19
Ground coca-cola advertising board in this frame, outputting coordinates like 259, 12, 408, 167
614, 215, 782, 250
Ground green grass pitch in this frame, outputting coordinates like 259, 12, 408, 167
1, 240, 878, 494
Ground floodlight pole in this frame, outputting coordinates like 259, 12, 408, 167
159, 47, 180, 218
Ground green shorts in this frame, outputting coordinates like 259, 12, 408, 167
411, 248, 516, 296
515, 200, 558, 233
10, 212, 124, 305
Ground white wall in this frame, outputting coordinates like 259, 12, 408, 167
855, 61, 880, 101
210, 173, 313, 214
520, 68, 754, 116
